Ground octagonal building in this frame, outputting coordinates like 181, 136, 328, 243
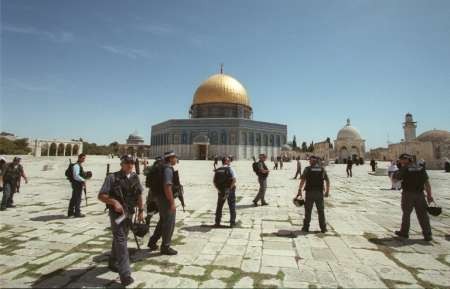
150, 70, 287, 160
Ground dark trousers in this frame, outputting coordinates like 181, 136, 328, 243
400, 192, 432, 237
371, 164, 376, 172
293, 169, 301, 179
346, 167, 352, 177
254, 177, 267, 203
1, 181, 17, 208
109, 212, 131, 278
68, 182, 83, 216
149, 197, 176, 249
215, 187, 236, 225
303, 191, 326, 231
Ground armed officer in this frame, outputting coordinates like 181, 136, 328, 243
253, 153, 269, 206
98, 155, 145, 286
147, 150, 179, 255
213, 156, 237, 228
394, 153, 434, 241
296, 156, 330, 233
144, 156, 163, 227
1, 157, 28, 211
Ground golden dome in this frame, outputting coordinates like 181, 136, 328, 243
192, 73, 251, 107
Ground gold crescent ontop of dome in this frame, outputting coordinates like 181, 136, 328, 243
192, 73, 251, 107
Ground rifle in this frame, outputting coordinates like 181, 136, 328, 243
115, 184, 141, 250
84, 187, 88, 206
173, 171, 185, 212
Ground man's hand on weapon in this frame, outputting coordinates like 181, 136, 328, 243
112, 200, 124, 214
137, 209, 145, 222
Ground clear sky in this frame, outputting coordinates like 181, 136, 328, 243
1, 0, 449, 149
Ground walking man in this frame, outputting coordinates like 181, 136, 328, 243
394, 153, 434, 241
253, 153, 269, 206
296, 156, 330, 233
346, 158, 353, 177
213, 156, 237, 228
293, 157, 302, 179
1, 157, 28, 211
98, 154, 145, 286
147, 151, 179, 255
68, 154, 87, 217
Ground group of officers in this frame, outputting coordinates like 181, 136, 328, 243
0, 151, 436, 286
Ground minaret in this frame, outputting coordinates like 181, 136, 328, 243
403, 113, 417, 141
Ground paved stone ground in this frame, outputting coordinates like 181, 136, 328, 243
0, 156, 449, 288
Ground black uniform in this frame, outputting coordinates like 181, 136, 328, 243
346, 159, 353, 177
394, 164, 432, 238
99, 170, 143, 279
301, 164, 329, 232
1, 163, 24, 209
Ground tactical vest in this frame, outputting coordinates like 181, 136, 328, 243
304, 166, 325, 192
401, 165, 427, 193
110, 171, 141, 214
259, 161, 269, 178
3, 163, 23, 183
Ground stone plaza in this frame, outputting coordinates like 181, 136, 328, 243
0, 156, 449, 288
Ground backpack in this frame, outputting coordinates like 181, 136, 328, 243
146, 164, 164, 194
214, 166, 233, 190
252, 162, 259, 175
65, 163, 75, 182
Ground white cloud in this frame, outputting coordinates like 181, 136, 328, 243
2, 24, 74, 43
100, 45, 153, 60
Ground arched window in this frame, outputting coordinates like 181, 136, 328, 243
221, 131, 228, 145
276, 135, 281, 147
270, 135, 274, 146
249, 132, 254, 145
256, 134, 261, 146
263, 135, 269, 146
210, 131, 218, 145
241, 132, 247, 145
182, 132, 188, 144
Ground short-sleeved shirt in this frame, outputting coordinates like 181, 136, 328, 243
395, 164, 428, 193
163, 166, 174, 186
223, 165, 237, 179
3, 163, 24, 182
257, 161, 268, 178
99, 172, 144, 196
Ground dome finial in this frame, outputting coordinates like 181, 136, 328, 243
220, 63, 224, 74
346, 118, 351, 126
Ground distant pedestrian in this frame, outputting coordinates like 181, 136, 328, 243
213, 156, 219, 170
253, 154, 269, 206
68, 154, 87, 217
213, 156, 237, 228
1, 157, 28, 211
444, 158, 450, 173
388, 161, 400, 190
346, 158, 353, 177
370, 159, 377, 172
293, 157, 302, 179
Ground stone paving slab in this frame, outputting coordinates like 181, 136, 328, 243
0, 156, 450, 288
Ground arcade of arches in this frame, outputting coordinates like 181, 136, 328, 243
33, 139, 83, 157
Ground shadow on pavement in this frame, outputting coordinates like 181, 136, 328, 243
30, 214, 68, 222
181, 224, 233, 233
236, 204, 255, 209
32, 266, 119, 288
368, 236, 433, 247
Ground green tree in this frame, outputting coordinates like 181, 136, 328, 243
301, 141, 308, 152
292, 135, 297, 149
0, 138, 32, 155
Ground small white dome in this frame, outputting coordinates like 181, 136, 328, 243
337, 119, 362, 140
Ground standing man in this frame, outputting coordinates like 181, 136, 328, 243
346, 158, 353, 177
370, 159, 377, 172
147, 151, 178, 255
296, 156, 330, 233
1, 157, 28, 211
213, 156, 237, 228
0, 156, 6, 192
293, 157, 302, 179
253, 153, 269, 206
394, 153, 434, 241
98, 154, 145, 286
68, 154, 87, 218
